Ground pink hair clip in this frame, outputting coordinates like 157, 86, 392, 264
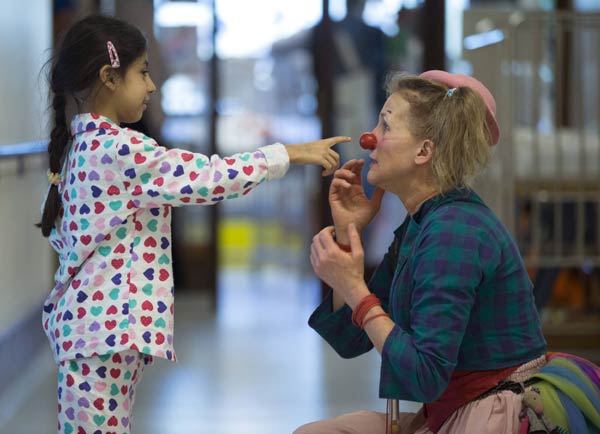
107, 41, 120, 68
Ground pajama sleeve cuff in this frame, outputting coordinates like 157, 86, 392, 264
258, 143, 290, 181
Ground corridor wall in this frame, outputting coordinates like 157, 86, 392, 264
0, 1, 53, 356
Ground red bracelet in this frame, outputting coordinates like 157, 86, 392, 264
351, 294, 381, 328
362, 312, 390, 329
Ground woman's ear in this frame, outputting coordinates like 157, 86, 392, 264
99, 65, 118, 91
415, 139, 435, 166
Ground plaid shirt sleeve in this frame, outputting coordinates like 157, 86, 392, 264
307, 222, 408, 358
380, 206, 501, 402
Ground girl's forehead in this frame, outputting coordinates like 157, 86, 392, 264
132, 53, 149, 66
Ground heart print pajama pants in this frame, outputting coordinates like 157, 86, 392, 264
57, 350, 152, 434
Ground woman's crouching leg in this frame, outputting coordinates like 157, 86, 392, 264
294, 410, 387, 434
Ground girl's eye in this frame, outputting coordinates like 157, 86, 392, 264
382, 122, 390, 132
142, 70, 149, 75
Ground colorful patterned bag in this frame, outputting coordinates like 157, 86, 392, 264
519, 353, 600, 434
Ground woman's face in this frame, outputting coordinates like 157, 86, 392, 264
366, 92, 424, 191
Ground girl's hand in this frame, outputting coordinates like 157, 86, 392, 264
310, 224, 369, 308
285, 136, 350, 176
329, 159, 384, 243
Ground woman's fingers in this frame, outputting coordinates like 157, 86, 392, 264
330, 177, 353, 192
348, 223, 364, 260
351, 159, 365, 176
310, 237, 319, 262
333, 168, 356, 180
337, 159, 364, 179
310, 226, 337, 271
344, 159, 363, 170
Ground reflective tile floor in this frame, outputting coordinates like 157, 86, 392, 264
0, 268, 419, 434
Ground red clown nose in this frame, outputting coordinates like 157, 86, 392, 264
359, 133, 377, 150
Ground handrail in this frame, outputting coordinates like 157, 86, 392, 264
0, 140, 47, 159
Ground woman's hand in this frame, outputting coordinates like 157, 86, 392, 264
310, 224, 370, 308
285, 136, 350, 176
329, 159, 384, 242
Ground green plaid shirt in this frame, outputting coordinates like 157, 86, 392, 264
309, 188, 546, 402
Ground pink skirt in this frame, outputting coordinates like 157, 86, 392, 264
294, 356, 546, 434
294, 394, 522, 434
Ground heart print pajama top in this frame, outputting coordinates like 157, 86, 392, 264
42, 113, 289, 363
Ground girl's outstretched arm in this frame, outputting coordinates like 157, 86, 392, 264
113, 128, 349, 208
285, 136, 350, 176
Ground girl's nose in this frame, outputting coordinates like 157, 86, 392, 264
359, 132, 377, 150
148, 78, 157, 94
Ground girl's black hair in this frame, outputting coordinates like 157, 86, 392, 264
38, 15, 147, 237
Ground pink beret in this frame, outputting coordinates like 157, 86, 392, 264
420, 70, 500, 146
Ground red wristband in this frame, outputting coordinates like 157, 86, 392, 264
362, 312, 390, 329
351, 294, 381, 328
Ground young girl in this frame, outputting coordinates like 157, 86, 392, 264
39, 15, 349, 434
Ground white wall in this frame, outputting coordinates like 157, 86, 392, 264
0, 1, 54, 331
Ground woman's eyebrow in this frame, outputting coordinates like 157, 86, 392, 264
379, 109, 392, 121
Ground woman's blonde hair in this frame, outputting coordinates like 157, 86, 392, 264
385, 72, 492, 193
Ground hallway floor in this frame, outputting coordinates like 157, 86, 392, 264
0, 268, 419, 434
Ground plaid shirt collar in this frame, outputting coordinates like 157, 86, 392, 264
393, 187, 485, 256
412, 187, 484, 224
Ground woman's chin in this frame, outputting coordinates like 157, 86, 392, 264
366, 170, 377, 186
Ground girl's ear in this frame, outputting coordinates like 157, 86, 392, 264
99, 65, 118, 91
415, 139, 435, 166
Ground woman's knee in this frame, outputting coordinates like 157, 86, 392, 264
293, 410, 386, 434
293, 420, 321, 434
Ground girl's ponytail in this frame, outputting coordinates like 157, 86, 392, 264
38, 94, 70, 237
